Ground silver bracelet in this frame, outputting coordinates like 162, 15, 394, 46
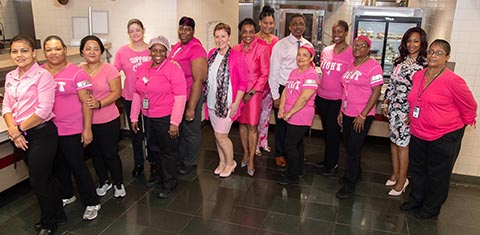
380, 104, 388, 109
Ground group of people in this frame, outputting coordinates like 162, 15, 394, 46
2, 5, 477, 235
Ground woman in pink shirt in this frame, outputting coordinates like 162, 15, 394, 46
402, 39, 477, 219
233, 18, 269, 176
131, 35, 186, 199
114, 19, 152, 178
205, 23, 247, 178
255, 5, 279, 157
336, 36, 383, 199
315, 20, 354, 176
43, 35, 101, 221
2, 34, 65, 234
80, 35, 125, 198
277, 45, 318, 185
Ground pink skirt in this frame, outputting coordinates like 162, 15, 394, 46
209, 109, 233, 134
237, 92, 262, 125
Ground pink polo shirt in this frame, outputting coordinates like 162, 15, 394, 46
43, 63, 92, 136
318, 45, 354, 100
408, 69, 477, 141
341, 59, 383, 117
168, 37, 207, 100
2, 62, 56, 124
232, 37, 270, 92
131, 60, 187, 125
86, 63, 121, 124
114, 44, 151, 100
284, 67, 319, 126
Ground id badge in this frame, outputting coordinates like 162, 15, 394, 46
343, 100, 348, 110
412, 106, 420, 118
142, 98, 149, 109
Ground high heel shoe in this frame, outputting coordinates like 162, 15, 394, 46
241, 161, 248, 168
385, 179, 397, 186
255, 149, 262, 157
388, 178, 409, 196
247, 164, 255, 176
263, 146, 271, 152
214, 162, 226, 175
220, 161, 237, 178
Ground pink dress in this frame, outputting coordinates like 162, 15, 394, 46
256, 35, 279, 149
232, 38, 270, 125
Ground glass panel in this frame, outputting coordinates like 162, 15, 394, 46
357, 21, 386, 68
384, 22, 418, 76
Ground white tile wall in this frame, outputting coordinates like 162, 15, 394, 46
450, 0, 480, 176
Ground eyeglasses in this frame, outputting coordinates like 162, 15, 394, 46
427, 50, 446, 56
353, 43, 368, 48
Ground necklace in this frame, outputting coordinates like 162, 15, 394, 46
334, 44, 347, 54
85, 62, 102, 77
354, 56, 369, 67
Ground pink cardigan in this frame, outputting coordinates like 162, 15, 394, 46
205, 48, 248, 121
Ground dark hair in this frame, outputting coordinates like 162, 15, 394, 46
80, 35, 105, 55
10, 34, 35, 51
333, 20, 349, 32
394, 27, 428, 66
289, 13, 305, 25
259, 5, 275, 21
127, 18, 144, 30
214, 22, 231, 36
43, 35, 67, 49
179, 16, 195, 30
238, 18, 257, 32
430, 39, 451, 56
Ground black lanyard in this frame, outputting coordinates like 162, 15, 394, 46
417, 66, 445, 100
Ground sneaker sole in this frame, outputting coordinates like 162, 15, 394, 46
83, 205, 101, 221
96, 184, 112, 197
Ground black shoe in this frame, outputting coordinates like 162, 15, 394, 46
277, 173, 299, 186
145, 178, 161, 188
336, 182, 356, 199
132, 165, 144, 177
319, 164, 339, 177
157, 188, 174, 199
150, 164, 157, 177
313, 161, 326, 169
38, 228, 55, 235
415, 210, 439, 219
177, 165, 196, 175
400, 202, 422, 211
34, 217, 67, 231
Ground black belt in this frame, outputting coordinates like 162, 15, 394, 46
26, 120, 53, 133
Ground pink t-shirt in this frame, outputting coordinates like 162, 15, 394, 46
341, 59, 383, 117
85, 63, 121, 124
408, 69, 477, 141
284, 67, 319, 126
2, 62, 56, 124
318, 45, 354, 100
44, 63, 92, 136
131, 60, 187, 125
168, 37, 207, 100
232, 37, 270, 92
114, 44, 151, 100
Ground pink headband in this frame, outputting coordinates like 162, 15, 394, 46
299, 45, 316, 68
355, 35, 371, 48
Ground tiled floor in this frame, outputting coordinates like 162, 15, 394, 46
1, 125, 480, 235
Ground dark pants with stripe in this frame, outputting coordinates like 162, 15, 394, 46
124, 99, 152, 165
315, 96, 342, 169
343, 115, 374, 182
149, 115, 178, 190
54, 134, 99, 206
407, 127, 465, 215
21, 121, 65, 229
273, 85, 286, 157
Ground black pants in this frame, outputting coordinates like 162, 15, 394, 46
54, 134, 99, 206
285, 123, 310, 179
21, 121, 65, 229
177, 97, 203, 167
408, 127, 465, 215
124, 99, 153, 165
273, 85, 286, 157
315, 96, 342, 169
343, 114, 374, 182
149, 116, 178, 190
89, 117, 123, 185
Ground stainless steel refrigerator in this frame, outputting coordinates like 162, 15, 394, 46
352, 6, 425, 79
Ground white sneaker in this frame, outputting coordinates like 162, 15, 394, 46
114, 184, 126, 198
83, 204, 101, 221
96, 182, 112, 196
62, 195, 77, 207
